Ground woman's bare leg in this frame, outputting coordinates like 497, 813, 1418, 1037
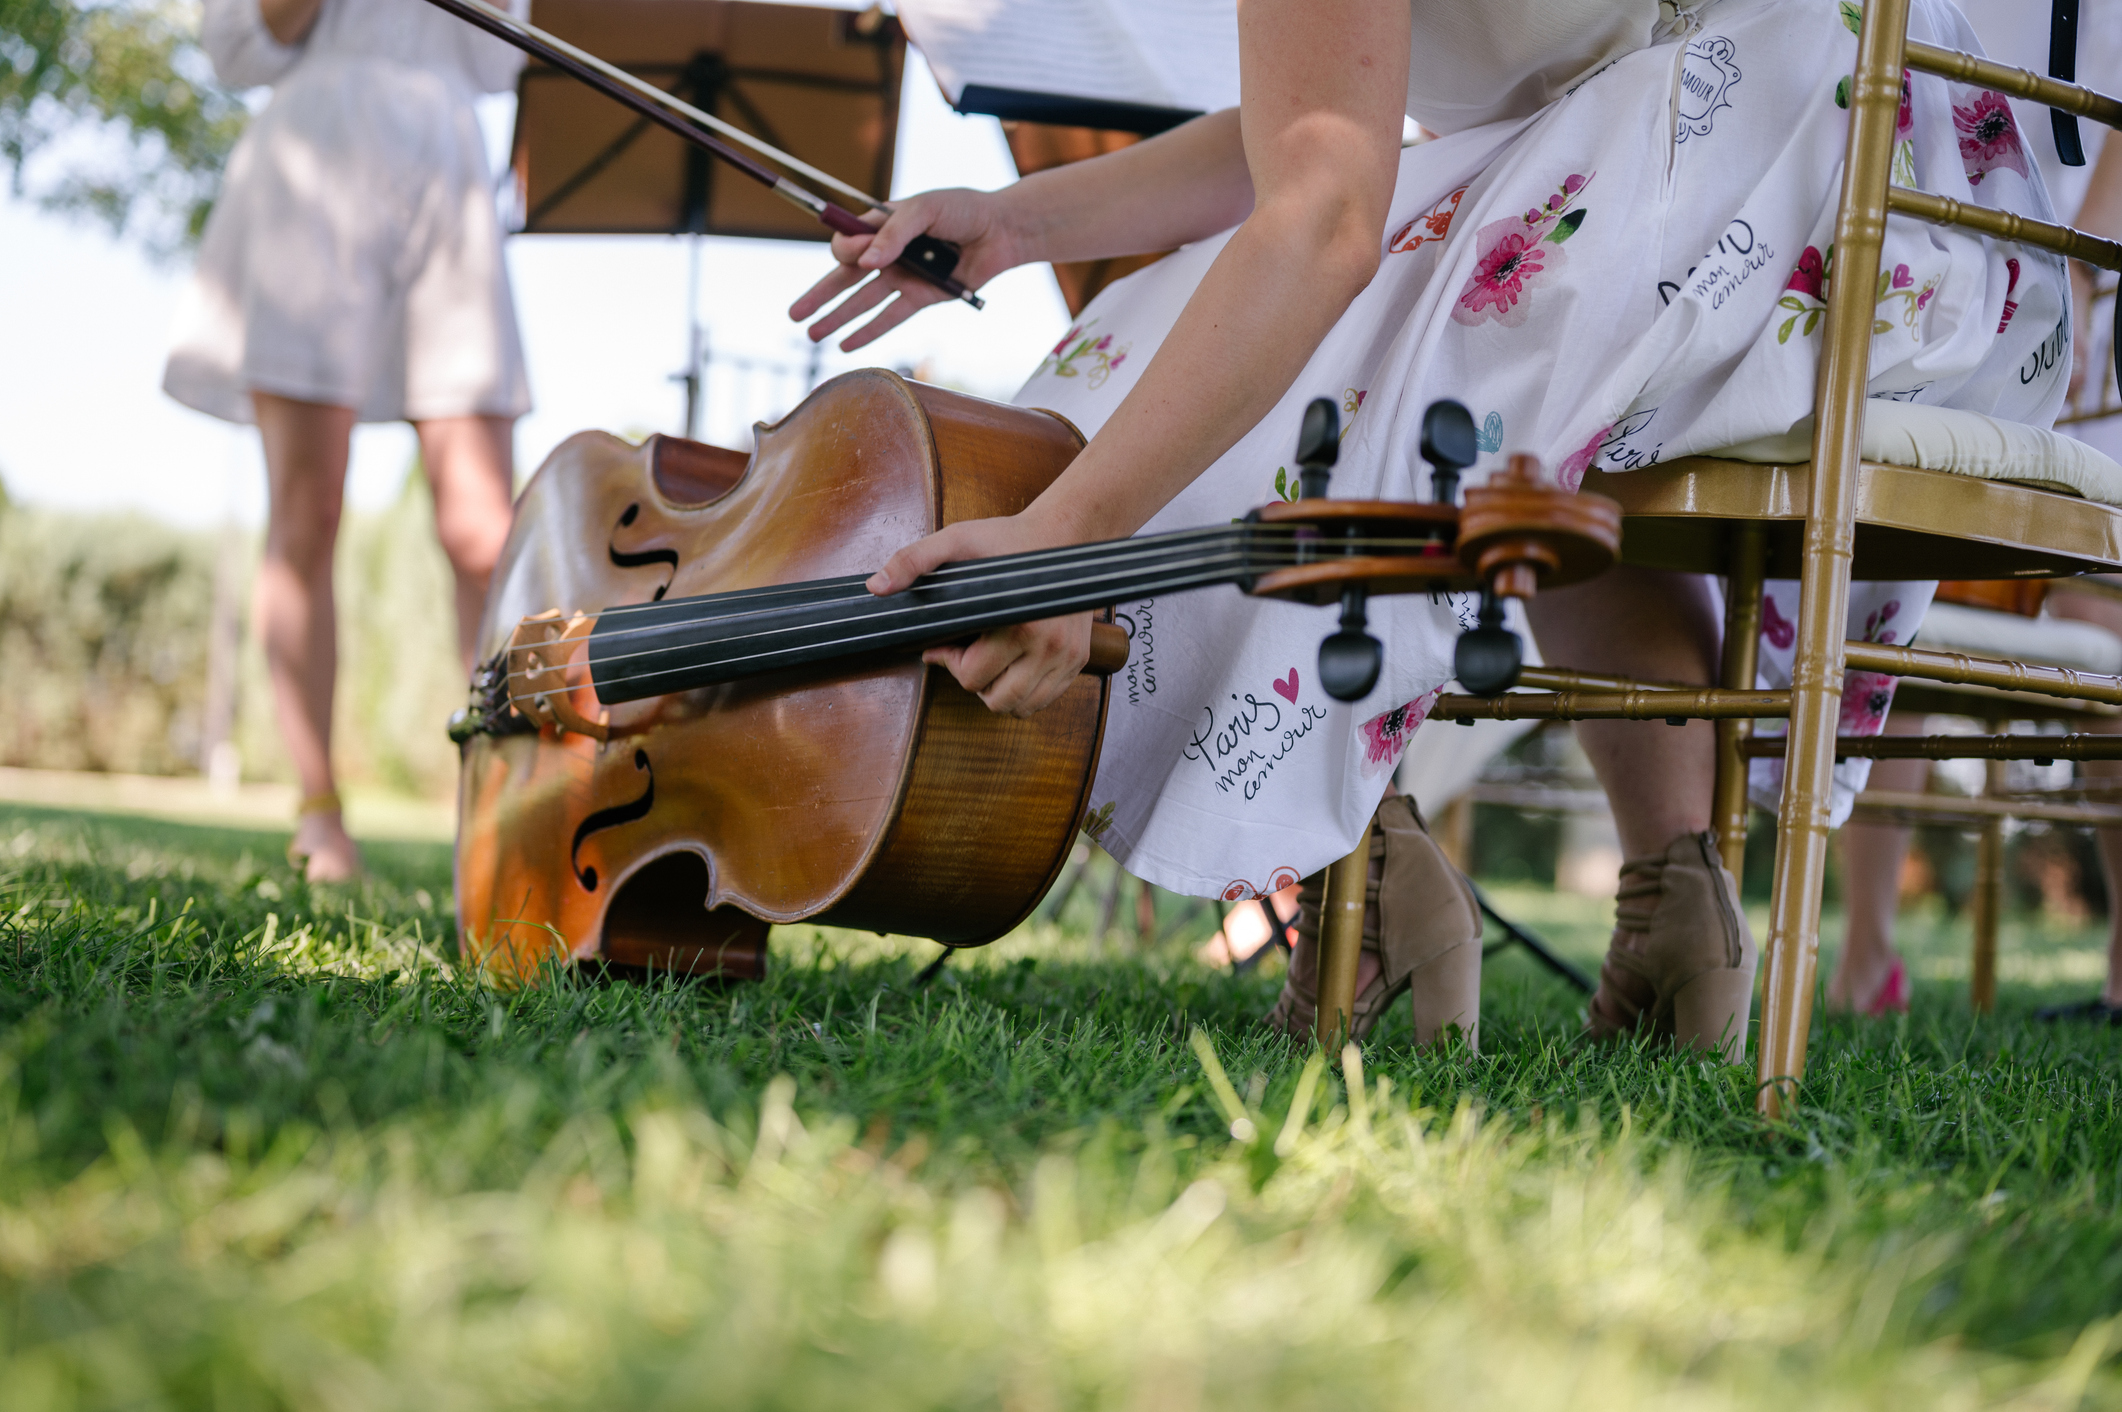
252, 391, 360, 882
413, 415, 517, 670
1524, 565, 1723, 856
1825, 714, 1927, 1011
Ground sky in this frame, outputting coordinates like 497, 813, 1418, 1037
0, 48, 1072, 528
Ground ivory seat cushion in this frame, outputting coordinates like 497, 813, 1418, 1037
1716, 403, 2122, 507
1911, 600, 2122, 676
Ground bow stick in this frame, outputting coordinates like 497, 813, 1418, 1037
417, 0, 985, 309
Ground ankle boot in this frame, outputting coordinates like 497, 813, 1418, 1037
1584, 831, 1757, 1061
1264, 795, 1483, 1049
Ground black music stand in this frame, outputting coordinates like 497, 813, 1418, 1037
510, 0, 908, 437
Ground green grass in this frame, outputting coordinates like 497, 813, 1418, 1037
6, 800, 2122, 1408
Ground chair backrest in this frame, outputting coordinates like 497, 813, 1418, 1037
1829, 1, 2122, 447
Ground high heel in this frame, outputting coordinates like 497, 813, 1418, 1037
1264, 795, 1484, 1049
1584, 830, 1756, 1061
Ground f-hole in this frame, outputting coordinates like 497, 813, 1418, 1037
609, 503, 681, 600
571, 748, 655, 891
599, 851, 769, 981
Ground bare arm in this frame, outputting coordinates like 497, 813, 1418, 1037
810, 0, 1410, 716
259, 0, 322, 46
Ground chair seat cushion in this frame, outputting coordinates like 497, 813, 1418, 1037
1715, 403, 2122, 506
1911, 600, 2122, 675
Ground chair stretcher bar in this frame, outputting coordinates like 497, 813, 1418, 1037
1739, 733, 2122, 759
1851, 788, 2122, 826
1904, 40, 2122, 130
1887, 186, 2122, 270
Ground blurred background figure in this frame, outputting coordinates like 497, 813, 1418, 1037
1829, 0, 2122, 1020
163, 0, 530, 881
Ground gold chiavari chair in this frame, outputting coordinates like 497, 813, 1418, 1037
1308, 0, 2122, 1117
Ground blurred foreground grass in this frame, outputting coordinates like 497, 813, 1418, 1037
5, 800, 2122, 1408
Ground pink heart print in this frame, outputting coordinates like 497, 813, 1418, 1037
1272, 669, 1300, 703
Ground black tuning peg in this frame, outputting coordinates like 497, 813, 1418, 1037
1420, 400, 1478, 506
1296, 397, 1339, 498
1452, 589, 1522, 697
1319, 584, 1383, 702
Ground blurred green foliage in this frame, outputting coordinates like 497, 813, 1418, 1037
0, 471, 465, 796
0, 0, 245, 250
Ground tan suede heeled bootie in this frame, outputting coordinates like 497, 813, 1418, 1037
1584, 831, 1757, 1061
1264, 795, 1484, 1049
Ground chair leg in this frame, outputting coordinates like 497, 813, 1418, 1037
1315, 820, 1373, 1048
1756, 0, 1910, 1118
1970, 752, 2006, 1014
1714, 524, 1768, 881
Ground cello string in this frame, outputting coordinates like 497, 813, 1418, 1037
581, 524, 1258, 624
579, 514, 1461, 625
523, 531, 1473, 689
528, 531, 1471, 684
514, 542, 1267, 684
543, 525, 1456, 659
568, 548, 1273, 693
577, 526, 1459, 640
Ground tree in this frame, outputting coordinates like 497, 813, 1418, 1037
0, 0, 245, 253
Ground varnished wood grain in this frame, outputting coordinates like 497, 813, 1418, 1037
455, 371, 1104, 982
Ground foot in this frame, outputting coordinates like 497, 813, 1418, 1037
2035, 997, 2122, 1025
1263, 796, 1482, 1049
289, 810, 363, 883
1584, 831, 1756, 1060
1826, 950, 1910, 1016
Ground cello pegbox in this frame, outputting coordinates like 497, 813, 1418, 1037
506, 610, 611, 742
1455, 452, 1620, 602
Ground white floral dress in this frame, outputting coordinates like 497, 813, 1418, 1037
1013, 0, 2069, 898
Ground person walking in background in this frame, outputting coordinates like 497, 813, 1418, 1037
163, 0, 530, 881
1826, 0, 2122, 1019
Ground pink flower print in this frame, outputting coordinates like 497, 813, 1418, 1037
1039, 318, 1131, 389
1998, 257, 2022, 333
1761, 595, 1796, 651
1454, 221, 1559, 328
1916, 285, 1935, 311
1954, 90, 2030, 186
1359, 690, 1441, 776
1891, 264, 1913, 290
1897, 70, 1914, 141
1861, 600, 1901, 646
1839, 671, 1898, 734
1786, 246, 1827, 301
1556, 423, 1613, 492
1562, 173, 1587, 199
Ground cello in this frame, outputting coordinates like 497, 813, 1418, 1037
448, 372, 1621, 982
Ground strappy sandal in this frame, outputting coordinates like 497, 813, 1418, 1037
1264, 795, 1484, 1050
1583, 830, 1757, 1060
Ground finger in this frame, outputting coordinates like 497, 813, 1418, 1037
868, 523, 971, 595
976, 655, 1044, 715
804, 273, 902, 344
855, 203, 929, 272
946, 630, 1022, 696
789, 261, 871, 322
1010, 661, 1082, 718
837, 288, 940, 353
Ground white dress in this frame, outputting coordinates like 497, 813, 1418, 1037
1015, 0, 2068, 899
162, 0, 531, 425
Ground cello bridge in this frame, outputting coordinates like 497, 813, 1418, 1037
503, 610, 611, 742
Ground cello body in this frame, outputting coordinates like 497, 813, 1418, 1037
455, 371, 1108, 982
